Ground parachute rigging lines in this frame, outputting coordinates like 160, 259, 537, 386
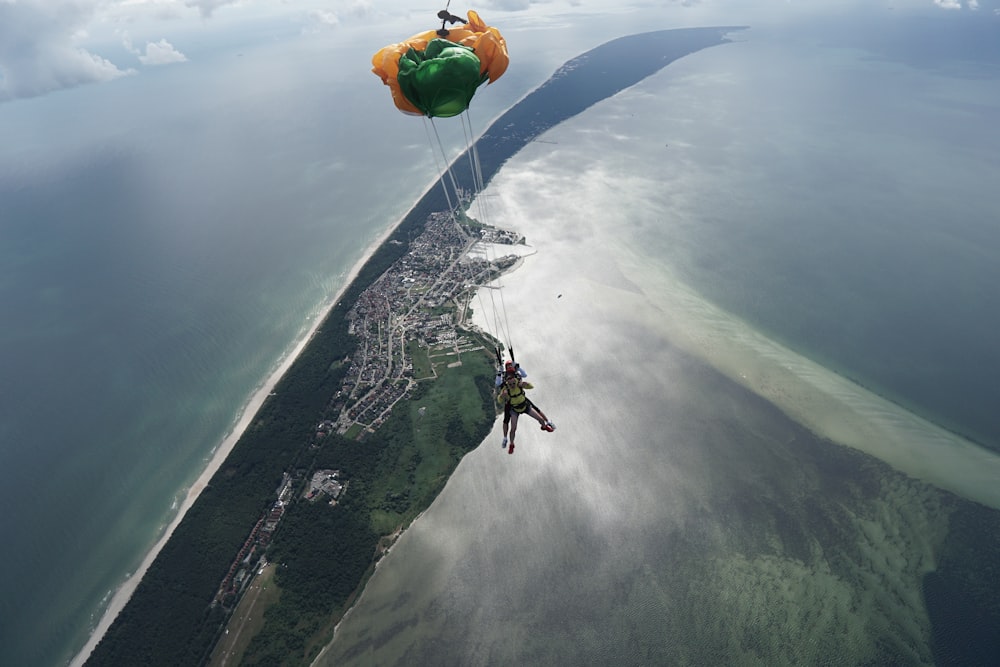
372, 10, 515, 363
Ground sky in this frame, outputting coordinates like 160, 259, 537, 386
1, 0, 998, 109
1, 0, 997, 183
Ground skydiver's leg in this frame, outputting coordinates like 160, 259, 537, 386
502, 402, 511, 446
526, 398, 548, 422
508, 410, 520, 445
527, 400, 555, 432
526, 405, 547, 426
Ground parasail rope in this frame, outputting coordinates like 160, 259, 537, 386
457, 112, 507, 351
427, 117, 463, 213
463, 108, 516, 360
421, 110, 517, 371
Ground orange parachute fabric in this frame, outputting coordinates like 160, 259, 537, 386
371, 10, 509, 116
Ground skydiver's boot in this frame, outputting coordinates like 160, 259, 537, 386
508, 441, 515, 454
541, 421, 555, 432
502, 436, 508, 448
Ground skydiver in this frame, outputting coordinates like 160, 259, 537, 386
495, 361, 553, 447
494, 359, 526, 388
497, 372, 555, 454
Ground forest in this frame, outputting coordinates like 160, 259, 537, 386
86, 201, 498, 666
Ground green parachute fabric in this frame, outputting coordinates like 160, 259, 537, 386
396, 38, 488, 118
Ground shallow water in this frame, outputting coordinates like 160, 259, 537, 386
318, 21, 1000, 666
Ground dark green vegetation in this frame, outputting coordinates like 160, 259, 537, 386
238, 356, 496, 665
85, 199, 497, 666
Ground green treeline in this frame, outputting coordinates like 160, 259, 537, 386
85, 205, 499, 666
240, 353, 497, 665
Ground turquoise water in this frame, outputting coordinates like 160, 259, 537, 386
0, 17, 550, 665
0, 38, 439, 666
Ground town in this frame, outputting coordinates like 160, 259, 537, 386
211, 205, 523, 609
334, 207, 521, 438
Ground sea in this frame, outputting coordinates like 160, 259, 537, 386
1, 4, 999, 666
318, 9, 1000, 667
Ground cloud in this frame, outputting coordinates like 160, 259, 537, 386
933, 0, 962, 8
308, 9, 341, 28
304, 1, 374, 32
0, 0, 133, 102
137, 38, 188, 65
122, 32, 188, 65
185, 0, 239, 18
482, 0, 538, 9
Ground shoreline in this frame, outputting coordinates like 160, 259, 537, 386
69, 27, 746, 664
68, 210, 412, 667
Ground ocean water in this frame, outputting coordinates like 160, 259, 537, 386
318, 15, 1000, 666
0, 35, 451, 667
3, 5, 998, 666
0, 12, 568, 664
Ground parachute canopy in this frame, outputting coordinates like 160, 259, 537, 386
371, 11, 508, 117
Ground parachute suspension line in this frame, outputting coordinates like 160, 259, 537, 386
422, 117, 457, 218
424, 114, 508, 358
457, 109, 510, 358
372, 11, 513, 368
463, 108, 517, 364
426, 117, 463, 216
460, 111, 488, 226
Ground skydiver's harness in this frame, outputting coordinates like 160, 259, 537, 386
506, 382, 529, 414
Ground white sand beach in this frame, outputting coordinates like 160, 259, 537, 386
67, 211, 411, 667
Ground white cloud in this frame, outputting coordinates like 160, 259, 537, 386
138, 38, 188, 64
185, 0, 239, 19
0, 0, 133, 102
309, 9, 341, 28
122, 33, 187, 65
3, 0, 996, 104
304, 1, 376, 32
484, 0, 534, 9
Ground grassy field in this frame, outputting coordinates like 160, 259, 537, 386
407, 339, 433, 379
208, 563, 280, 667
368, 342, 495, 535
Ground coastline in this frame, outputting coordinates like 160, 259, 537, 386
72, 27, 746, 664
68, 212, 410, 667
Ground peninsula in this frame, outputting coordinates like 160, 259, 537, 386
80, 27, 745, 666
